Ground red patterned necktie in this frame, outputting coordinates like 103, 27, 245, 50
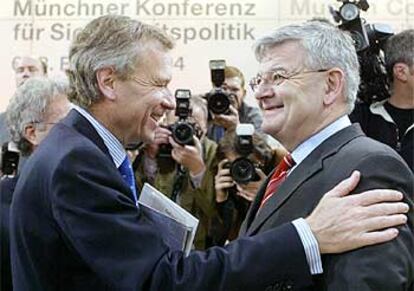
259, 154, 296, 209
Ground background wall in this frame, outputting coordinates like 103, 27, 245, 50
0, 0, 413, 111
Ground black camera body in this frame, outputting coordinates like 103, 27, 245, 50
1, 142, 20, 176
330, 0, 393, 103
157, 89, 195, 162
171, 89, 194, 146
224, 124, 259, 184
206, 59, 233, 115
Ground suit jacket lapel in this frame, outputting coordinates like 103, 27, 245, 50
61, 109, 112, 161
247, 156, 324, 235
246, 124, 365, 235
240, 172, 273, 234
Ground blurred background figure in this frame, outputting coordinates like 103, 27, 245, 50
207, 65, 263, 142
0, 77, 70, 291
0, 56, 48, 169
210, 130, 286, 246
133, 95, 218, 250
350, 29, 414, 171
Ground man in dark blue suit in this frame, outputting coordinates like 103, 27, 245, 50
9, 15, 410, 291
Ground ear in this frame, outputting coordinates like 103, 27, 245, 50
393, 63, 409, 82
323, 69, 344, 106
96, 68, 117, 100
23, 123, 38, 146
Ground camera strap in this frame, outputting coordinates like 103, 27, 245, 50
170, 165, 187, 203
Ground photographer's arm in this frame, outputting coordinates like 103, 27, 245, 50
169, 136, 218, 217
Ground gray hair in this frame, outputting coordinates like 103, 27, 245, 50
385, 29, 414, 79
254, 21, 360, 113
6, 77, 69, 156
191, 95, 208, 123
67, 15, 174, 108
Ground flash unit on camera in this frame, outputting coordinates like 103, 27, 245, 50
236, 124, 255, 136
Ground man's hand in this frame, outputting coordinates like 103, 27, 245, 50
306, 171, 409, 254
212, 105, 239, 130
235, 168, 267, 202
215, 159, 235, 202
169, 136, 205, 176
153, 126, 171, 145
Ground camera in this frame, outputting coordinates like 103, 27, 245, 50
1, 141, 20, 176
157, 89, 195, 163
223, 124, 259, 184
170, 89, 194, 145
330, 0, 393, 103
205, 60, 234, 115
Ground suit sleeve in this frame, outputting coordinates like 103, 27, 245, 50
323, 153, 414, 291
51, 147, 314, 291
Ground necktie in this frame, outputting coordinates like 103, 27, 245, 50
259, 154, 295, 209
118, 157, 138, 206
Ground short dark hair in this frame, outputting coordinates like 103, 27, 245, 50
217, 130, 278, 174
385, 29, 414, 78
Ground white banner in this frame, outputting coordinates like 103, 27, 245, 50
0, 0, 413, 110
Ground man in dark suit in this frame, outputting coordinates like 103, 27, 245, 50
240, 21, 414, 290
9, 15, 410, 291
0, 77, 70, 290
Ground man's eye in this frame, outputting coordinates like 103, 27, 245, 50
272, 73, 282, 82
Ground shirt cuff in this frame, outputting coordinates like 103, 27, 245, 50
189, 168, 205, 189
292, 218, 323, 275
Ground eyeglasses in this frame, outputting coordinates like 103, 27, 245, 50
249, 69, 328, 92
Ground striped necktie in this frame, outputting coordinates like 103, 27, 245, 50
259, 154, 295, 209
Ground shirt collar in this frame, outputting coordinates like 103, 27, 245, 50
291, 115, 351, 171
73, 105, 126, 168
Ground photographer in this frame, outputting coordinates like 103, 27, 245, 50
207, 65, 263, 142
1, 77, 70, 291
350, 29, 414, 171
133, 95, 218, 250
211, 129, 286, 246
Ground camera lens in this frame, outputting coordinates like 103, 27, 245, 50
350, 30, 368, 51
230, 157, 255, 184
208, 90, 231, 114
173, 122, 194, 145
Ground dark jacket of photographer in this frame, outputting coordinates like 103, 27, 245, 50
0, 175, 18, 291
350, 99, 413, 172
134, 137, 218, 250
207, 102, 263, 142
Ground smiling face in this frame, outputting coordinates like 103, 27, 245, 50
255, 41, 330, 150
111, 42, 175, 144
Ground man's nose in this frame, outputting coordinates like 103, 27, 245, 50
21, 68, 32, 77
163, 89, 176, 110
254, 84, 275, 101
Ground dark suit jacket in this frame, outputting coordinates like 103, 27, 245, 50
0, 176, 18, 291
240, 124, 414, 291
10, 109, 314, 291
